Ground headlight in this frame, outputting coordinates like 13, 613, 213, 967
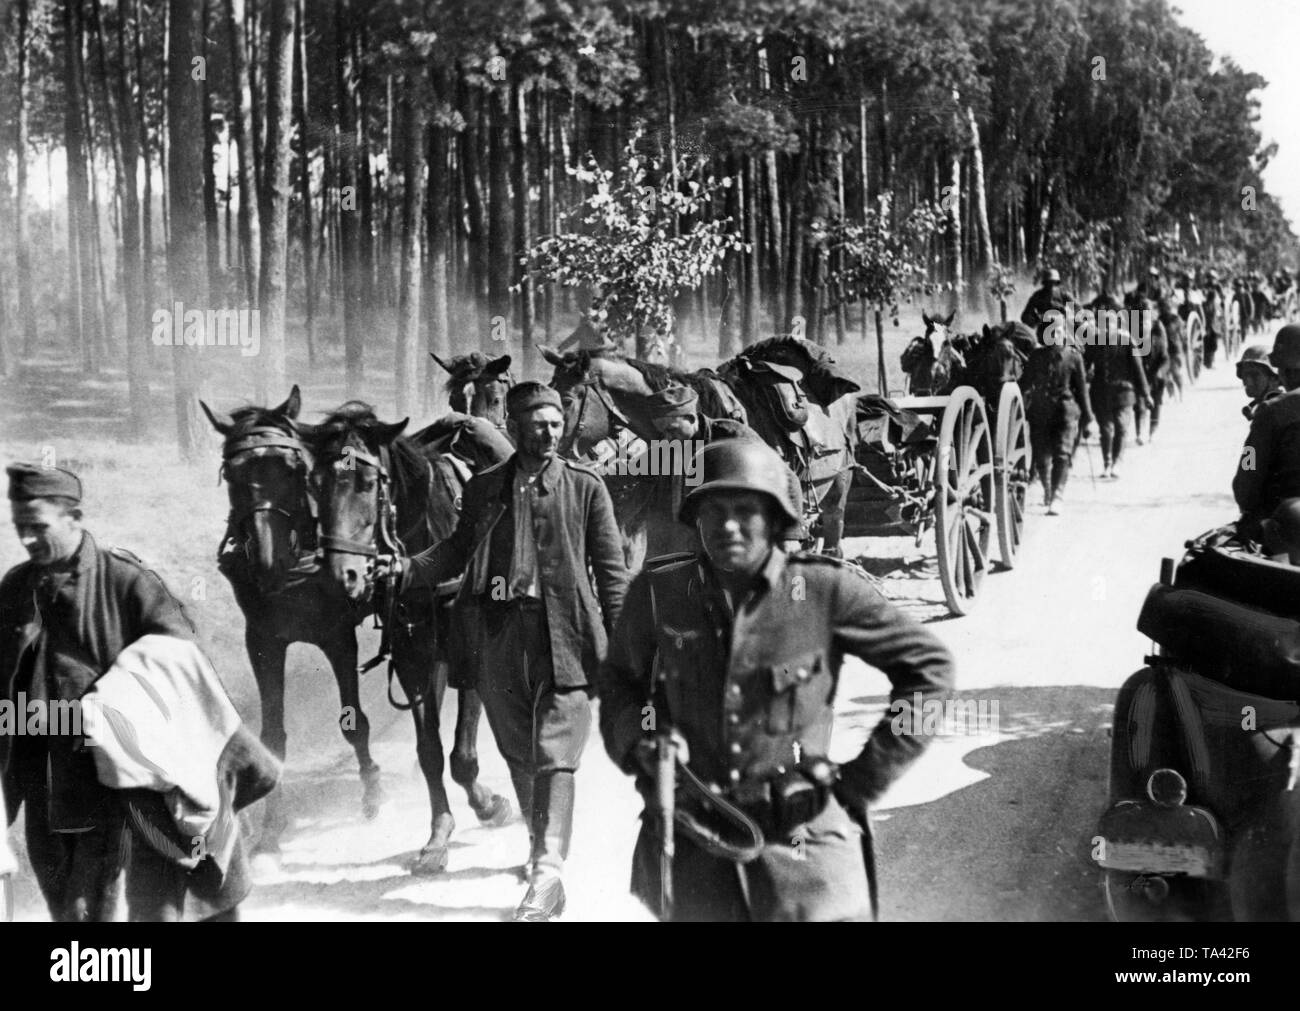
1146, 768, 1188, 807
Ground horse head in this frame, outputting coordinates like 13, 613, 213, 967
201, 386, 312, 594
432, 352, 512, 428
537, 343, 608, 457
306, 402, 412, 602
902, 311, 963, 395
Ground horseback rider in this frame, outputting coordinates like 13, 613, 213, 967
0, 463, 267, 922
1021, 268, 1073, 333
392, 382, 629, 921
1237, 345, 1284, 421
1234, 325, 1300, 547
598, 438, 955, 921
1022, 320, 1094, 515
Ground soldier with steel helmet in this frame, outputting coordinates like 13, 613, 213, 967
1234, 325, 1300, 541
598, 438, 955, 921
1236, 345, 1283, 421
1021, 267, 1074, 333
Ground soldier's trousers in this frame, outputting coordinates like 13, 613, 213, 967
1135, 379, 1164, 439
478, 600, 591, 872
23, 793, 128, 922
1092, 385, 1135, 469
1028, 400, 1079, 502
631, 793, 873, 922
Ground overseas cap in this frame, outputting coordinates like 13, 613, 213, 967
7, 463, 82, 503
646, 384, 699, 419
505, 381, 563, 418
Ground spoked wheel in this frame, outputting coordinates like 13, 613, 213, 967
994, 383, 1029, 570
1227, 299, 1242, 358
1185, 313, 1204, 382
933, 387, 995, 615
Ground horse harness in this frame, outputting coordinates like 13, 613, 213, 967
217, 425, 317, 564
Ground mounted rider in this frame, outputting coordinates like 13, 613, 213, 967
598, 438, 955, 921
1020, 268, 1073, 333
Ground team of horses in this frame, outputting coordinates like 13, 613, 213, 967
198, 321, 1041, 876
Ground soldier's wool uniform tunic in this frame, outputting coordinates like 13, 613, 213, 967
1235, 388, 1300, 531
1020, 285, 1074, 332
1022, 340, 1093, 503
599, 548, 955, 921
0, 532, 195, 921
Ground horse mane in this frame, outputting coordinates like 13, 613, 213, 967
622, 357, 683, 392
227, 403, 297, 436
728, 335, 860, 404
312, 402, 439, 535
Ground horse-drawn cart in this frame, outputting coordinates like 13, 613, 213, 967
843, 378, 1029, 616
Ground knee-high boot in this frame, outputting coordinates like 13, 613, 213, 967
513, 771, 575, 921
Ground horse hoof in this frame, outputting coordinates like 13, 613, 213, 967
475, 794, 512, 828
412, 845, 449, 876
362, 782, 386, 820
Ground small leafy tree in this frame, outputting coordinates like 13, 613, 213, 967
1040, 221, 1112, 299
818, 200, 947, 394
521, 135, 745, 357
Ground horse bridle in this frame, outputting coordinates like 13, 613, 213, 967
561, 377, 631, 462
219, 426, 316, 560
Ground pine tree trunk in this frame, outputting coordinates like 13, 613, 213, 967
395, 89, 426, 419
116, 0, 150, 436
227, 0, 259, 305
948, 149, 963, 316
258, 0, 294, 400
336, 0, 362, 393
63, 0, 93, 371
513, 85, 535, 375
743, 155, 760, 344
202, 0, 223, 303
15, 0, 36, 359
134, 3, 155, 319
426, 69, 451, 411
461, 81, 490, 345
539, 90, 554, 343
487, 87, 513, 348
167, 0, 212, 460
295, 0, 315, 364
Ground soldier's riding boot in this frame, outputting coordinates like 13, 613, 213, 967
510, 767, 536, 878
513, 770, 574, 922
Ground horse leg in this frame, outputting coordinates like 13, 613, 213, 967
246, 625, 290, 856
324, 630, 384, 819
450, 677, 511, 826
404, 640, 455, 875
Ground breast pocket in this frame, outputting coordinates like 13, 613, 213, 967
766, 649, 830, 734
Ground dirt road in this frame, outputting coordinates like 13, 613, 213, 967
6, 343, 1256, 922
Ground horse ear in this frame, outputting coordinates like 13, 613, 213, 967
922, 311, 933, 327
430, 353, 451, 373
378, 418, 410, 443
942, 311, 955, 327
272, 385, 301, 420
982, 324, 992, 340
537, 344, 563, 365
199, 400, 233, 436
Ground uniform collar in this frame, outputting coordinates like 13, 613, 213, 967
696, 545, 787, 598
511, 453, 560, 493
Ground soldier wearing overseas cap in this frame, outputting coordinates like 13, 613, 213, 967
392, 381, 629, 921
1236, 345, 1283, 421
598, 439, 955, 921
1234, 326, 1300, 545
1020, 267, 1074, 333
0, 463, 199, 921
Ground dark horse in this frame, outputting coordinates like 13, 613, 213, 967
538, 336, 858, 562
201, 386, 384, 860
431, 351, 512, 431
306, 402, 512, 873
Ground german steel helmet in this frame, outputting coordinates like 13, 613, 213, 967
1041, 267, 1061, 284
1270, 324, 1300, 369
1237, 344, 1279, 378
680, 438, 801, 526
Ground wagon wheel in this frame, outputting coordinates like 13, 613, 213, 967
1185, 313, 1204, 382
994, 383, 1029, 569
933, 387, 995, 615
